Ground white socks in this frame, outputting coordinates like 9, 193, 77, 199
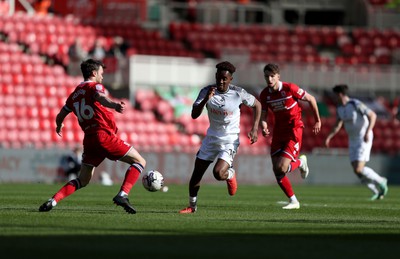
189, 196, 197, 208
360, 167, 384, 194
362, 167, 385, 184
118, 191, 128, 197
227, 168, 235, 180
289, 195, 298, 203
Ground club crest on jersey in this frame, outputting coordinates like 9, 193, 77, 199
215, 96, 225, 108
281, 91, 286, 97
96, 84, 103, 91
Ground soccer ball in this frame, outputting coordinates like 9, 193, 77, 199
142, 170, 164, 192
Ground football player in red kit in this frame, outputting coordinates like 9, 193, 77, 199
259, 63, 321, 209
39, 59, 146, 214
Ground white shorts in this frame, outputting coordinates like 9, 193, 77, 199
196, 134, 239, 166
349, 135, 373, 162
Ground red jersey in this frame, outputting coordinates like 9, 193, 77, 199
259, 81, 305, 131
64, 81, 117, 135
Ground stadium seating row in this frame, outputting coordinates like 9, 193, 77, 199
169, 22, 399, 65
0, 12, 398, 155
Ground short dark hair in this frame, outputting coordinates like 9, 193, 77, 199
332, 84, 349, 95
216, 61, 236, 74
81, 59, 106, 80
263, 63, 280, 74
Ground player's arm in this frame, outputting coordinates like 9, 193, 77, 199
260, 110, 270, 137
248, 98, 262, 144
94, 92, 125, 113
365, 109, 377, 142
324, 118, 343, 148
191, 87, 215, 119
302, 92, 321, 135
56, 107, 71, 137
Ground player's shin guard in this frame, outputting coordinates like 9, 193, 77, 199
120, 163, 144, 194
276, 175, 295, 198
53, 178, 82, 202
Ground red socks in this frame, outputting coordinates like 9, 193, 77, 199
287, 159, 301, 173
120, 163, 144, 194
52, 163, 144, 203
53, 178, 81, 202
277, 175, 294, 198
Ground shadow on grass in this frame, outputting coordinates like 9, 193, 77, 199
1, 234, 399, 258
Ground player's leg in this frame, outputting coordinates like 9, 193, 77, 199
118, 147, 146, 195
351, 140, 388, 199
353, 160, 379, 199
272, 155, 300, 209
112, 147, 146, 214
213, 158, 237, 196
92, 132, 145, 214
352, 161, 387, 200
180, 158, 211, 214
213, 140, 238, 196
39, 164, 95, 212
180, 136, 215, 213
213, 159, 231, 181
363, 166, 388, 198
285, 128, 308, 178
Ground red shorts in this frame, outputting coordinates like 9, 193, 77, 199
271, 126, 303, 161
82, 131, 132, 167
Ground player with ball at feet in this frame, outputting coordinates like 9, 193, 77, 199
179, 61, 262, 214
39, 59, 146, 214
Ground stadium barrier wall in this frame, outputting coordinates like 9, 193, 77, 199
1, 148, 399, 185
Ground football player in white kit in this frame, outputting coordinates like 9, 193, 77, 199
325, 84, 388, 200
179, 61, 262, 213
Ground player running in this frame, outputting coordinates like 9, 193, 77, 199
39, 59, 146, 214
324, 84, 388, 200
259, 63, 321, 209
179, 61, 262, 214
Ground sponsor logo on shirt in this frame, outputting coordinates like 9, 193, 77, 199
210, 108, 233, 116
270, 100, 286, 111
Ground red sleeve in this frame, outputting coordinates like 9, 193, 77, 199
289, 83, 306, 100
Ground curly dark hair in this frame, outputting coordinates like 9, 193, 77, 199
80, 59, 106, 80
263, 63, 280, 74
333, 84, 349, 95
216, 61, 236, 74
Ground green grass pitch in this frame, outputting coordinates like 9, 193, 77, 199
0, 183, 399, 258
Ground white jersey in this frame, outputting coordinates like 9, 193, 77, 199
193, 84, 256, 137
337, 98, 372, 141
337, 98, 373, 162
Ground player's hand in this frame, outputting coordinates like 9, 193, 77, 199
364, 132, 369, 142
56, 123, 64, 137
207, 87, 216, 100
248, 129, 258, 144
261, 127, 270, 137
115, 101, 125, 113
313, 121, 321, 135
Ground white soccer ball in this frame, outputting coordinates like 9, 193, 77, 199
142, 170, 164, 192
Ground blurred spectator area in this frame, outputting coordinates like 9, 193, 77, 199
1, 11, 399, 70
0, 8, 399, 155
0, 12, 204, 69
